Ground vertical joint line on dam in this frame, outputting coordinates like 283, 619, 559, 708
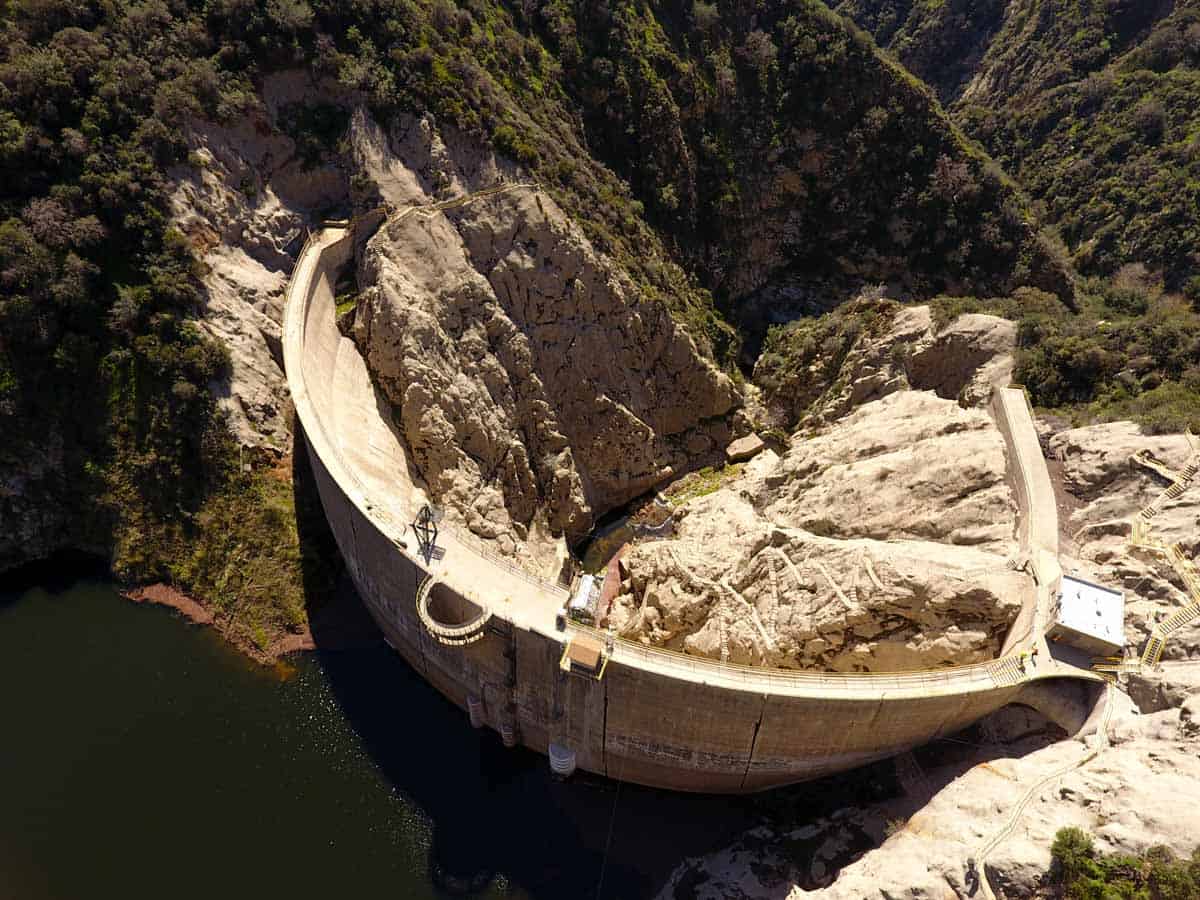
740, 695, 768, 791
600, 687, 610, 778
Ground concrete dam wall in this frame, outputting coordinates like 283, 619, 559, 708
283, 223, 1102, 793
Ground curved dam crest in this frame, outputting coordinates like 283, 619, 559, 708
283, 216, 1103, 793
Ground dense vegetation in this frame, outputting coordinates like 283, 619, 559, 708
782, 0, 1200, 433
0, 1, 323, 645
839, 0, 1200, 289
533, 0, 1069, 306
245, 0, 1071, 339
0, 4, 241, 557
0, 0, 1195, 646
1050, 827, 1200, 899
759, 268, 1200, 434
833, 0, 1005, 100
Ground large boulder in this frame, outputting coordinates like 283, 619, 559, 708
609, 389, 1026, 671
353, 187, 741, 557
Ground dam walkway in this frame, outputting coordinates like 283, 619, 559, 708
283, 209, 1100, 704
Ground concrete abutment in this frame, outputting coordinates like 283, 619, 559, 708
283, 222, 1105, 793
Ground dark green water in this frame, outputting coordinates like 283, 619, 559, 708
0, 573, 785, 900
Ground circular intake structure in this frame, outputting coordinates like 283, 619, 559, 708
416, 574, 492, 646
548, 742, 577, 777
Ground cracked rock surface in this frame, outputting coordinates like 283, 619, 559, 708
658, 666, 1200, 900
1052, 422, 1200, 660
610, 313, 1028, 672
353, 187, 741, 561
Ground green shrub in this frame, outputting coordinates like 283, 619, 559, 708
1050, 827, 1200, 899
491, 123, 539, 166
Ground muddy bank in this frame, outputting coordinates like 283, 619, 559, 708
122, 577, 382, 665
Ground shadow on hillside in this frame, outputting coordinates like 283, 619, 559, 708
292, 425, 382, 653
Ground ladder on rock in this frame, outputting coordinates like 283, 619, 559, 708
1128, 435, 1200, 668
1092, 654, 1142, 676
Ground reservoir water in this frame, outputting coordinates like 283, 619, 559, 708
1, 566, 905, 899
0, 571, 786, 899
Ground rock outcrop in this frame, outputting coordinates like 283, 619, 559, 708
649, 409, 1200, 898
609, 323, 1029, 672
657, 669, 1200, 899
608, 391, 1025, 671
757, 301, 1017, 429
168, 72, 355, 452
353, 187, 741, 557
1052, 423, 1200, 660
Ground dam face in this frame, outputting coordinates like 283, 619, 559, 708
284, 224, 1101, 793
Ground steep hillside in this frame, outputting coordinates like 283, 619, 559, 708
833, 0, 1006, 100
538, 0, 1071, 307
838, 0, 1200, 289
0, 0, 1070, 619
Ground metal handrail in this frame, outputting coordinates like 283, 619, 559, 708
564, 620, 1017, 691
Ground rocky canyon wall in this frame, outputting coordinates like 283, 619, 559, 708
352, 187, 743, 561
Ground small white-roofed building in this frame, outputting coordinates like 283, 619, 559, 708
567, 573, 599, 624
1046, 575, 1125, 657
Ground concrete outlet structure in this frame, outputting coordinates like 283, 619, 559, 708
283, 222, 1106, 793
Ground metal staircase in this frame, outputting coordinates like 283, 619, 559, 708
1124, 435, 1200, 670
987, 655, 1026, 687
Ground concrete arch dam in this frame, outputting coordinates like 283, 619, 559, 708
283, 222, 1103, 793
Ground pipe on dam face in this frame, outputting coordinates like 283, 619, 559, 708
282, 222, 1104, 793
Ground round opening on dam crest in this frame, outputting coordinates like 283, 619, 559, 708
426, 583, 488, 629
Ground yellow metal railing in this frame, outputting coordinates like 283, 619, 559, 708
1127, 434, 1200, 668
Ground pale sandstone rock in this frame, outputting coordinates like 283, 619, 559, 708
1051, 422, 1200, 660
761, 302, 1017, 428
653, 411, 1200, 898
168, 72, 355, 451
609, 389, 1026, 671
353, 187, 740, 558
764, 391, 1018, 551
657, 673, 1200, 899
166, 72, 517, 453
726, 434, 766, 463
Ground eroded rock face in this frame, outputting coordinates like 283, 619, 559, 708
764, 390, 1018, 550
353, 187, 741, 555
1052, 423, 1200, 660
168, 72, 356, 452
758, 301, 1017, 429
609, 389, 1026, 672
